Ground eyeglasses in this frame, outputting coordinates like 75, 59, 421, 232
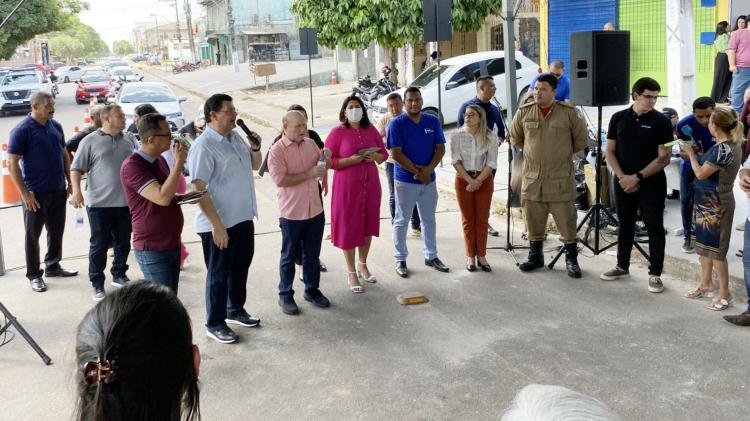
216, 108, 238, 114
464, 113, 479, 119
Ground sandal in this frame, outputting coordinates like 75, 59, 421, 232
357, 262, 377, 283
707, 298, 731, 311
684, 287, 713, 299
347, 272, 364, 293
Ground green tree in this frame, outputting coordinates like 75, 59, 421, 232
46, 18, 108, 62
112, 40, 135, 56
0, 0, 89, 60
291, 0, 501, 67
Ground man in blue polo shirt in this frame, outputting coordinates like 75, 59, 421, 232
676, 97, 715, 254
8, 92, 77, 293
387, 86, 450, 277
530, 60, 571, 104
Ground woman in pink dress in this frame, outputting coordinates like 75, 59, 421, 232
325, 95, 388, 293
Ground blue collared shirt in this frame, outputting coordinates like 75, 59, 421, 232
187, 126, 257, 233
8, 115, 66, 192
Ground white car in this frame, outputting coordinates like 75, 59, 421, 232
110, 66, 142, 83
0, 70, 55, 116
55, 65, 86, 83
372, 51, 539, 125
111, 82, 187, 131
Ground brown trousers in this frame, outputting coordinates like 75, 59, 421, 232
523, 199, 578, 244
455, 175, 494, 257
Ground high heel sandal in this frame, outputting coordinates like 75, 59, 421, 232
348, 271, 364, 293
357, 262, 377, 283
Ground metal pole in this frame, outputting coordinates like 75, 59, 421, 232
435, 3, 442, 122
226, 0, 240, 72
502, 0, 519, 118
308, 54, 314, 127
0, 0, 28, 31
184, 0, 197, 63
172, 1, 182, 61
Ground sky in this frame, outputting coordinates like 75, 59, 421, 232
78, 0, 202, 49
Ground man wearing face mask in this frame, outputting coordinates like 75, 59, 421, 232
387, 86, 449, 277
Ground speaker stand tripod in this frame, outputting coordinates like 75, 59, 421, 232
0, 302, 52, 365
548, 105, 650, 269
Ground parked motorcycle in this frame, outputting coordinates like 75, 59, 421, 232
352, 77, 398, 108
171, 62, 195, 74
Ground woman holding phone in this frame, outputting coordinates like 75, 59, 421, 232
325, 96, 388, 293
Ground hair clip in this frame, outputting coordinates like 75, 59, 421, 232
83, 359, 116, 385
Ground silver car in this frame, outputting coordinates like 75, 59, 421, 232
111, 82, 187, 131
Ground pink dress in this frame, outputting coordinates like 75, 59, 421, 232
326, 124, 388, 249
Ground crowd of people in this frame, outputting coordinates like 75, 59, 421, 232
5, 42, 750, 417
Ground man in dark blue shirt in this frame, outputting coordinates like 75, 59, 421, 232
387, 87, 449, 277
457, 75, 506, 237
8, 92, 77, 293
676, 97, 715, 254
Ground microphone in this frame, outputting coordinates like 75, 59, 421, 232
236, 119, 261, 147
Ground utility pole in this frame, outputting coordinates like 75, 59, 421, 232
184, 0, 197, 63
160, 0, 182, 61
226, 0, 240, 72
150, 14, 160, 55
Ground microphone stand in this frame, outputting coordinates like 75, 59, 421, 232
486, 97, 528, 264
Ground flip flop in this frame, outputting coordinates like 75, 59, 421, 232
707, 298, 731, 311
684, 287, 714, 299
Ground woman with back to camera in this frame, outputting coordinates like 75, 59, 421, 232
681, 105, 742, 311
325, 95, 387, 293
74, 282, 201, 421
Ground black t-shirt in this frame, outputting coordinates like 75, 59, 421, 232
607, 107, 672, 176
65, 126, 97, 152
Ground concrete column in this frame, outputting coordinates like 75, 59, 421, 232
352, 50, 360, 79
666, 0, 696, 117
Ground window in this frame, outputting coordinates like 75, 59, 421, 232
447, 62, 481, 89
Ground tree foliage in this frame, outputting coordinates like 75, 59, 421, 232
0, 0, 90, 60
112, 40, 135, 56
46, 18, 108, 62
291, 0, 502, 50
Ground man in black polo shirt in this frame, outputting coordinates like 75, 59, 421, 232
600, 77, 672, 293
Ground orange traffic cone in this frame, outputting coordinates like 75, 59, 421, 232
331, 71, 338, 85
1, 143, 21, 205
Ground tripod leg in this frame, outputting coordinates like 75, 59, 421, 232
0, 303, 52, 365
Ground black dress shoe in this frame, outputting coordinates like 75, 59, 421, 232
425, 257, 449, 272
466, 264, 477, 272
279, 295, 299, 315
479, 263, 492, 272
724, 312, 750, 326
319, 262, 327, 272
30, 277, 47, 292
303, 290, 330, 308
206, 325, 238, 344
488, 225, 499, 237
396, 261, 409, 278
45, 267, 78, 277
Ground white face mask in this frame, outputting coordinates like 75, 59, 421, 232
346, 107, 363, 123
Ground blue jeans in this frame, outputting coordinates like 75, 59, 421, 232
385, 162, 421, 229
279, 213, 324, 296
730, 67, 750, 113
679, 165, 696, 240
393, 180, 438, 261
87, 206, 131, 288
134, 248, 180, 292
743, 221, 750, 312
199, 220, 254, 330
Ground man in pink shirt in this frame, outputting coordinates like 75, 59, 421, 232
727, 26, 750, 113
268, 111, 330, 315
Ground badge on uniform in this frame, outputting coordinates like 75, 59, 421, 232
424, 128, 435, 134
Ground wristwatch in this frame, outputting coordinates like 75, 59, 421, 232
636, 172, 644, 180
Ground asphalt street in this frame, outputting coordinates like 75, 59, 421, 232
0, 80, 748, 421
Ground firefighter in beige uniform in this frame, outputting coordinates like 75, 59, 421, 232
510, 73, 588, 278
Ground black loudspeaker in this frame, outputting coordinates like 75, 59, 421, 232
570, 31, 630, 106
